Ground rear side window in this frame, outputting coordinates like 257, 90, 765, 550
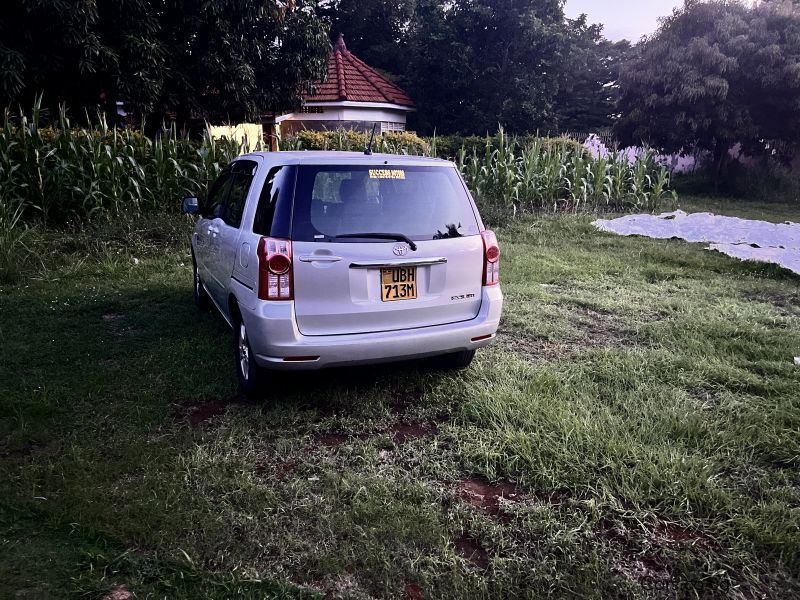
205, 171, 233, 218
253, 166, 295, 237
224, 174, 252, 228
291, 165, 480, 242
223, 160, 258, 228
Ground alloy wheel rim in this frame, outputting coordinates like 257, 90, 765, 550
238, 322, 250, 380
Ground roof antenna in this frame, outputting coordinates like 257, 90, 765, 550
365, 122, 378, 155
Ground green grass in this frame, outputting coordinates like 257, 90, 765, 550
1, 200, 799, 599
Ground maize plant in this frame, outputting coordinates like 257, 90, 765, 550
0, 98, 242, 227
452, 130, 669, 216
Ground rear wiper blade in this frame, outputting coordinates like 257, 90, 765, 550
332, 232, 418, 251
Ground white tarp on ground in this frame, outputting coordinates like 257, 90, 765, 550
592, 210, 800, 275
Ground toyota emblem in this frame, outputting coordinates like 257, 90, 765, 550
392, 243, 410, 256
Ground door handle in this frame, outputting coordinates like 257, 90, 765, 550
298, 255, 343, 263
349, 257, 447, 269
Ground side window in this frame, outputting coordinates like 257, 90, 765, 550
205, 171, 233, 218
223, 173, 253, 228
253, 166, 294, 237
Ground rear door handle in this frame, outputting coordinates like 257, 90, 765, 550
349, 257, 447, 269
299, 255, 343, 263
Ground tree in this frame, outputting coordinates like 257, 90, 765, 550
554, 16, 631, 132
0, 0, 331, 124
321, 0, 622, 136
0, 1, 119, 114
615, 0, 800, 185
317, 0, 415, 75
404, 0, 568, 135
736, 0, 800, 146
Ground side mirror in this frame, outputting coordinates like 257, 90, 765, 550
182, 196, 200, 215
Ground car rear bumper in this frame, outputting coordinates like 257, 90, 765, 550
242, 286, 503, 370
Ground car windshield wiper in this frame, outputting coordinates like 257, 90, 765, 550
332, 232, 418, 251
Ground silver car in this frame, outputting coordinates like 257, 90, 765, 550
183, 151, 503, 396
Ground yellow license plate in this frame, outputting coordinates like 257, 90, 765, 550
381, 267, 417, 302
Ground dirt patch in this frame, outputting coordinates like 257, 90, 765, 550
255, 460, 295, 481
389, 422, 438, 444
403, 581, 424, 600
314, 420, 438, 449
601, 518, 673, 588
601, 514, 712, 590
499, 307, 638, 362
186, 402, 227, 427
103, 587, 133, 600
389, 387, 425, 415
458, 476, 522, 521
177, 394, 248, 428
651, 521, 710, 549
102, 313, 142, 337
745, 289, 800, 316
603, 514, 711, 551
612, 555, 672, 590
454, 533, 490, 570
317, 432, 350, 447
497, 329, 571, 361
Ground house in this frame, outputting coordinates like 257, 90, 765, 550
274, 34, 415, 138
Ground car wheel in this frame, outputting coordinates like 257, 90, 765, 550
234, 314, 264, 398
193, 260, 209, 310
440, 349, 476, 370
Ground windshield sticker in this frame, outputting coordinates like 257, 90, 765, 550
369, 169, 406, 180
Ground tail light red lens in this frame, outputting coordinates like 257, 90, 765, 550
481, 230, 500, 286
257, 237, 293, 300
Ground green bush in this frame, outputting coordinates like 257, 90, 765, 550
280, 129, 430, 155
732, 160, 800, 202
674, 158, 800, 203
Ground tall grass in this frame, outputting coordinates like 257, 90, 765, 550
456, 128, 675, 216
0, 100, 245, 282
0, 99, 241, 227
0, 199, 30, 284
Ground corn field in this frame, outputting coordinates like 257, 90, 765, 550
0, 106, 675, 282
282, 127, 675, 214
0, 100, 241, 227
454, 129, 674, 215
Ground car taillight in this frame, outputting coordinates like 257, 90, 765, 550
257, 237, 293, 300
481, 230, 500, 286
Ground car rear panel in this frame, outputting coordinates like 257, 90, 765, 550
292, 237, 483, 336
288, 163, 485, 336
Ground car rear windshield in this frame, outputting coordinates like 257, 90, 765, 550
290, 165, 481, 242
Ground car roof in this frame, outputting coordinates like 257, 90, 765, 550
239, 151, 456, 168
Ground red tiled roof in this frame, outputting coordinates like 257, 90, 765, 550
304, 34, 414, 107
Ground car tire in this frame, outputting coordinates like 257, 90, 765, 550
234, 313, 265, 398
193, 260, 210, 310
440, 349, 476, 370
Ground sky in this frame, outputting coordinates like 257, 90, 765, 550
564, 0, 683, 42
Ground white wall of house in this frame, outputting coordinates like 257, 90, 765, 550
277, 102, 412, 133
208, 123, 263, 152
